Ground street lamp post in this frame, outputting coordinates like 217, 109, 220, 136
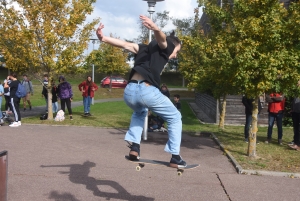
142, 0, 164, 141
89, 38, 99, 105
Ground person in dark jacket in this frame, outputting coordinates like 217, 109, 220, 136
160, 84, 170, 98
4, 73, 21, 127
51, 80, 58, 113
242, 95, 262, 143
42, 74, 49, 112
289, 81, 300, 150
57, 76, 73, 120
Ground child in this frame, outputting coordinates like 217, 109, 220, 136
173, 94, 181, 112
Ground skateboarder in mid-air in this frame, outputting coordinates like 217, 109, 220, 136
96, 15, 186, 168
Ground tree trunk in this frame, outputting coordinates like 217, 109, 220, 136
218, 95, 227, 129
247, 96, 259, 158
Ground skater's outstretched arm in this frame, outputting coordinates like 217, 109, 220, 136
96, 23, 139, 54
139, 15, 167, 50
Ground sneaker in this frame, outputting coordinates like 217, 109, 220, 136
0, 118, 4, 124
278, 139, 283, 145
244, 138, 249, 143
170, 155, 187, 168
288, 141, 294, 146
87, 113, 92, 116
70, 116, 73, 120
288, 144, 300, 150
9, 122, 20, 127
127, 142, 140, 160
18, 121, 21, 126
265, 138, 271, 144
29, 106, 32, 110
24, 108, 26, 111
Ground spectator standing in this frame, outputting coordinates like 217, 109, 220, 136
4, 73, 22, 127
0, 81, 4, 124
289, 81, 300, 150
173, 94, 181, 112
21, 74, 34, 111
78, 76, 98, 116
3, 79, 11, 114
57, 76, 73, 120
51, 80, 59, 113
242, 96, 262, 143
265, 93, 285, 145
160, 84, 170, 98
42, 74, 49, 112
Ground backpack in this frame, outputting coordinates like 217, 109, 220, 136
40, 113, 48, 120
16, 82, 27, 98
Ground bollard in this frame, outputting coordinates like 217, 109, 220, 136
143, 115, 148, 140
0, 150, 8, 201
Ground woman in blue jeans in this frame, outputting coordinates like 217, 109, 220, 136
96, 15, 186, 168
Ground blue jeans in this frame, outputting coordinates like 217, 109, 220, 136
123, 82, 182, 155
267, 112, 283, 140
52, 102, 58, 113
83, 96, 92, 113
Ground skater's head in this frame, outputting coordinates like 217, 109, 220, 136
167, 31, 181, 59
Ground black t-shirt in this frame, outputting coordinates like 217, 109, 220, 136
8, 80, 20, 98
174, 102, 181, 110
129, 38, 175, 88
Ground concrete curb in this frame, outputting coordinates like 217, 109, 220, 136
210, 133, 300, 179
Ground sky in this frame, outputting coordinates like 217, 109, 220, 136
86, 0, 202, 52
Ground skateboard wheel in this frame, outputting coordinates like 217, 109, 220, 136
177, 169, 184, 176
136, 166, 141, 171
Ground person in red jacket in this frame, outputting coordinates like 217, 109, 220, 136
78, 76, 98, 116
265, 93, 285, 145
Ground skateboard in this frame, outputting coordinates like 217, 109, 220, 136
125, 155, 199, 176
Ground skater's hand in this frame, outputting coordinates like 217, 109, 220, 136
96, 23, 105, 41
70, 98, 73, 102
140, 15, 159, 31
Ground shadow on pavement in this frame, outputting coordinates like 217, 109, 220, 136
42, 161, 154, 201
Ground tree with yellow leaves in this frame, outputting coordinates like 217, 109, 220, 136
0, 0, 99, 119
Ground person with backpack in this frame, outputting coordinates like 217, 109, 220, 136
21, 74, 34, 111
4, 73, 22, 127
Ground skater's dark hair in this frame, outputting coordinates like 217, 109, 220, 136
167, 31, 181, 46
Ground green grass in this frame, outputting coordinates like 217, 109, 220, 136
22, 100, 300, 173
